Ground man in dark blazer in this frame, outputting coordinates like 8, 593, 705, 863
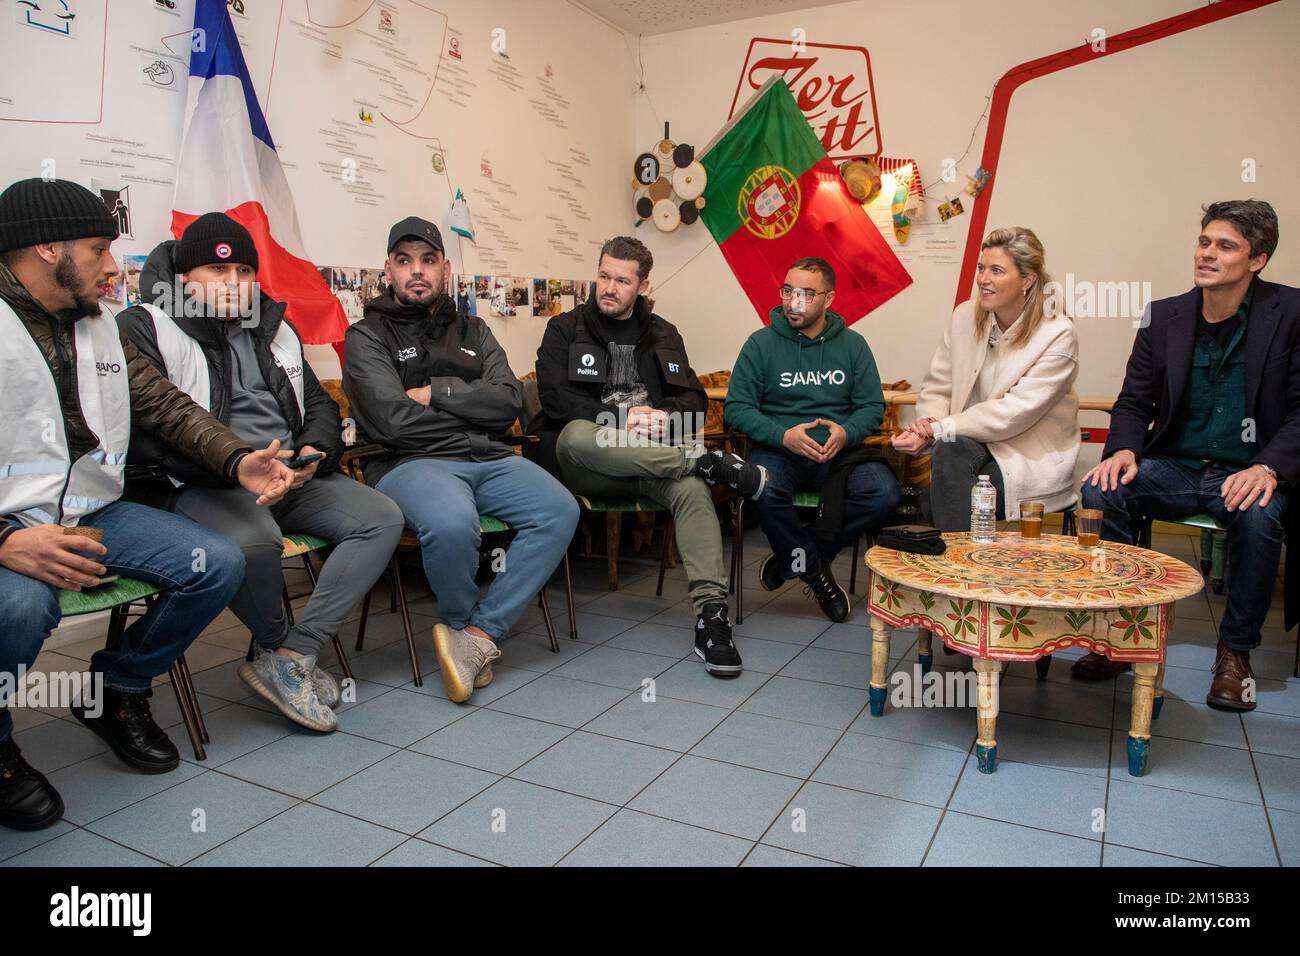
1079, 200, 1298, 711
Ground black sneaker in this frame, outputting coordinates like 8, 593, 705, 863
0, 737, 64, 831
801, 567, 850, 623
694, 602, 743, 678
759, 552, 784, 591
72, 688, 179, 774
694, 450, 768, 500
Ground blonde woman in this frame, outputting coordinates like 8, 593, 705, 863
892, 227, 1080, 530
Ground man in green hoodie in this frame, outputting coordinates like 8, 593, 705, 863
725, 257, 900, 622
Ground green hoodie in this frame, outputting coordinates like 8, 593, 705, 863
725, 305, 884, 449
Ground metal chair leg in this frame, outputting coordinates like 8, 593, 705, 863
538, 588, 560, 653
734, 497, 745, 625
176, 653, 209, 744
168, 659, 206, 761
656, 519, 676, 597
389, 557, 422, 687
356, 585, 374, 652
563, 553, 578, 640
850, 535, 861, 594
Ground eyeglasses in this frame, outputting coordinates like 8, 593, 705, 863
779, 285, 830, 300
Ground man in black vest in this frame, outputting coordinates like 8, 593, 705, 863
531, 236, 768, 677
119, 214, 404, 733
1080, 200, 1300, 711
344, 217, 578, 704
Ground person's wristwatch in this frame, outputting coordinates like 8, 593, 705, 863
1258, 463, 1278, 480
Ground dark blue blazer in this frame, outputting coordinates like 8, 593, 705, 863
1102, 276, 1300, 627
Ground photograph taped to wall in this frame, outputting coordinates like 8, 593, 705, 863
491, 275, 515, 317
123, 255, 148, 308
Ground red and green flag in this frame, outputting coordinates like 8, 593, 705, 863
698, 76, 912, 326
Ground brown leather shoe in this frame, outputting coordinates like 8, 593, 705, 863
1206, 641, 1256, 712
1069, 652, 1131, 681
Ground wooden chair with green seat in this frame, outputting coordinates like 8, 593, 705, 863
57, 580, 210, 761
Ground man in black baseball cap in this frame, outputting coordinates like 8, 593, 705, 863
343, 217, 578, 705
0, 178, 294, 831
387, 215, 444, 255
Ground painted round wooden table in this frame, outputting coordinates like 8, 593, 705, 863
864, 531, 1203, 776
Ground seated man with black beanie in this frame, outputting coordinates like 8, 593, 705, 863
0, 178, 293, 831
118, 213, 405, 733
725, 256, 902, 623
531, 236, 769, 677
344, 217, 579, 704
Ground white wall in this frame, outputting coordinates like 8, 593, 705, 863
631, 0, 1300, 410
0, 0, 636, 381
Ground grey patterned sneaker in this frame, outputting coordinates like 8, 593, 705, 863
253, 646, 341, 709
312, 665, 341, 708
473, 661, 494, 689
238, 652, 338, 732
433, 624, 501, 703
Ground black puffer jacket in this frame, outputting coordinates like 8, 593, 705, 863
116, 240, 342, 497
342, 288, 522, 485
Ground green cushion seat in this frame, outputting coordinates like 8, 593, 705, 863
58, 578, 162, 618
1165, 512, 1223, 532
478, 514, 510, 534
281, 532, 331, 557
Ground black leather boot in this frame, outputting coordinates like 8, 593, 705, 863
0, 737, 65, 831
71, 687, 179, 773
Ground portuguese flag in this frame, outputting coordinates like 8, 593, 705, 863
698, 76, 911, 326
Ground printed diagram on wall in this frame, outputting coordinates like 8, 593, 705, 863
632, 123, 707, 231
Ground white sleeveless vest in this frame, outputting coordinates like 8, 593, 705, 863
0, 299, 132, 527
139, 303, 305, 487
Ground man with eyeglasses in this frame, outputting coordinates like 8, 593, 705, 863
725, 257, 901, 622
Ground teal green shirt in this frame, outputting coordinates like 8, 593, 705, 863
1156, 291, 1255, 468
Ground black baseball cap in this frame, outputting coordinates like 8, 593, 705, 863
387, 216, 443, 255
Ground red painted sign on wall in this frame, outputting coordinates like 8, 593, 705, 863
728, 38, 882, 161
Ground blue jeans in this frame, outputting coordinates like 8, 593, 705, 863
1080, 455, 1286, 651
0, 500, 245, 743
746, 443, 902, 580
377, 455, 579, 638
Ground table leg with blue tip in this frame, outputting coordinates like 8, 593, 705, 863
917, 628, 933, 676
1127, 660, 1161, 776
973, 656, 1000, 773
868, 615, 891, 717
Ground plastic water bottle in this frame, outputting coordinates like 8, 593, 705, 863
970, 475, 997, 543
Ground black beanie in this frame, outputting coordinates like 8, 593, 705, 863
174, 212, 259, 274
0, 178, 119, 254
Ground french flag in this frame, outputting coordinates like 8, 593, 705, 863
172, 0, 347, 347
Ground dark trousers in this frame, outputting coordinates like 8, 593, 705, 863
927, 435, 1006, 532
746, 443, 901, 581
1080, 455, 1286, 651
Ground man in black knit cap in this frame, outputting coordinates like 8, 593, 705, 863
0, 178, 294, 831
118, 213, 404, 733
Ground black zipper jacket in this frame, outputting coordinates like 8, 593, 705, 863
116, 240, 342, 499
342, 288, 522, 485
529, 295, 707, 474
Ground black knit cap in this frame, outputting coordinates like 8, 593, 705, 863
174, 212, 259, 274
0, 178, 119, 254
